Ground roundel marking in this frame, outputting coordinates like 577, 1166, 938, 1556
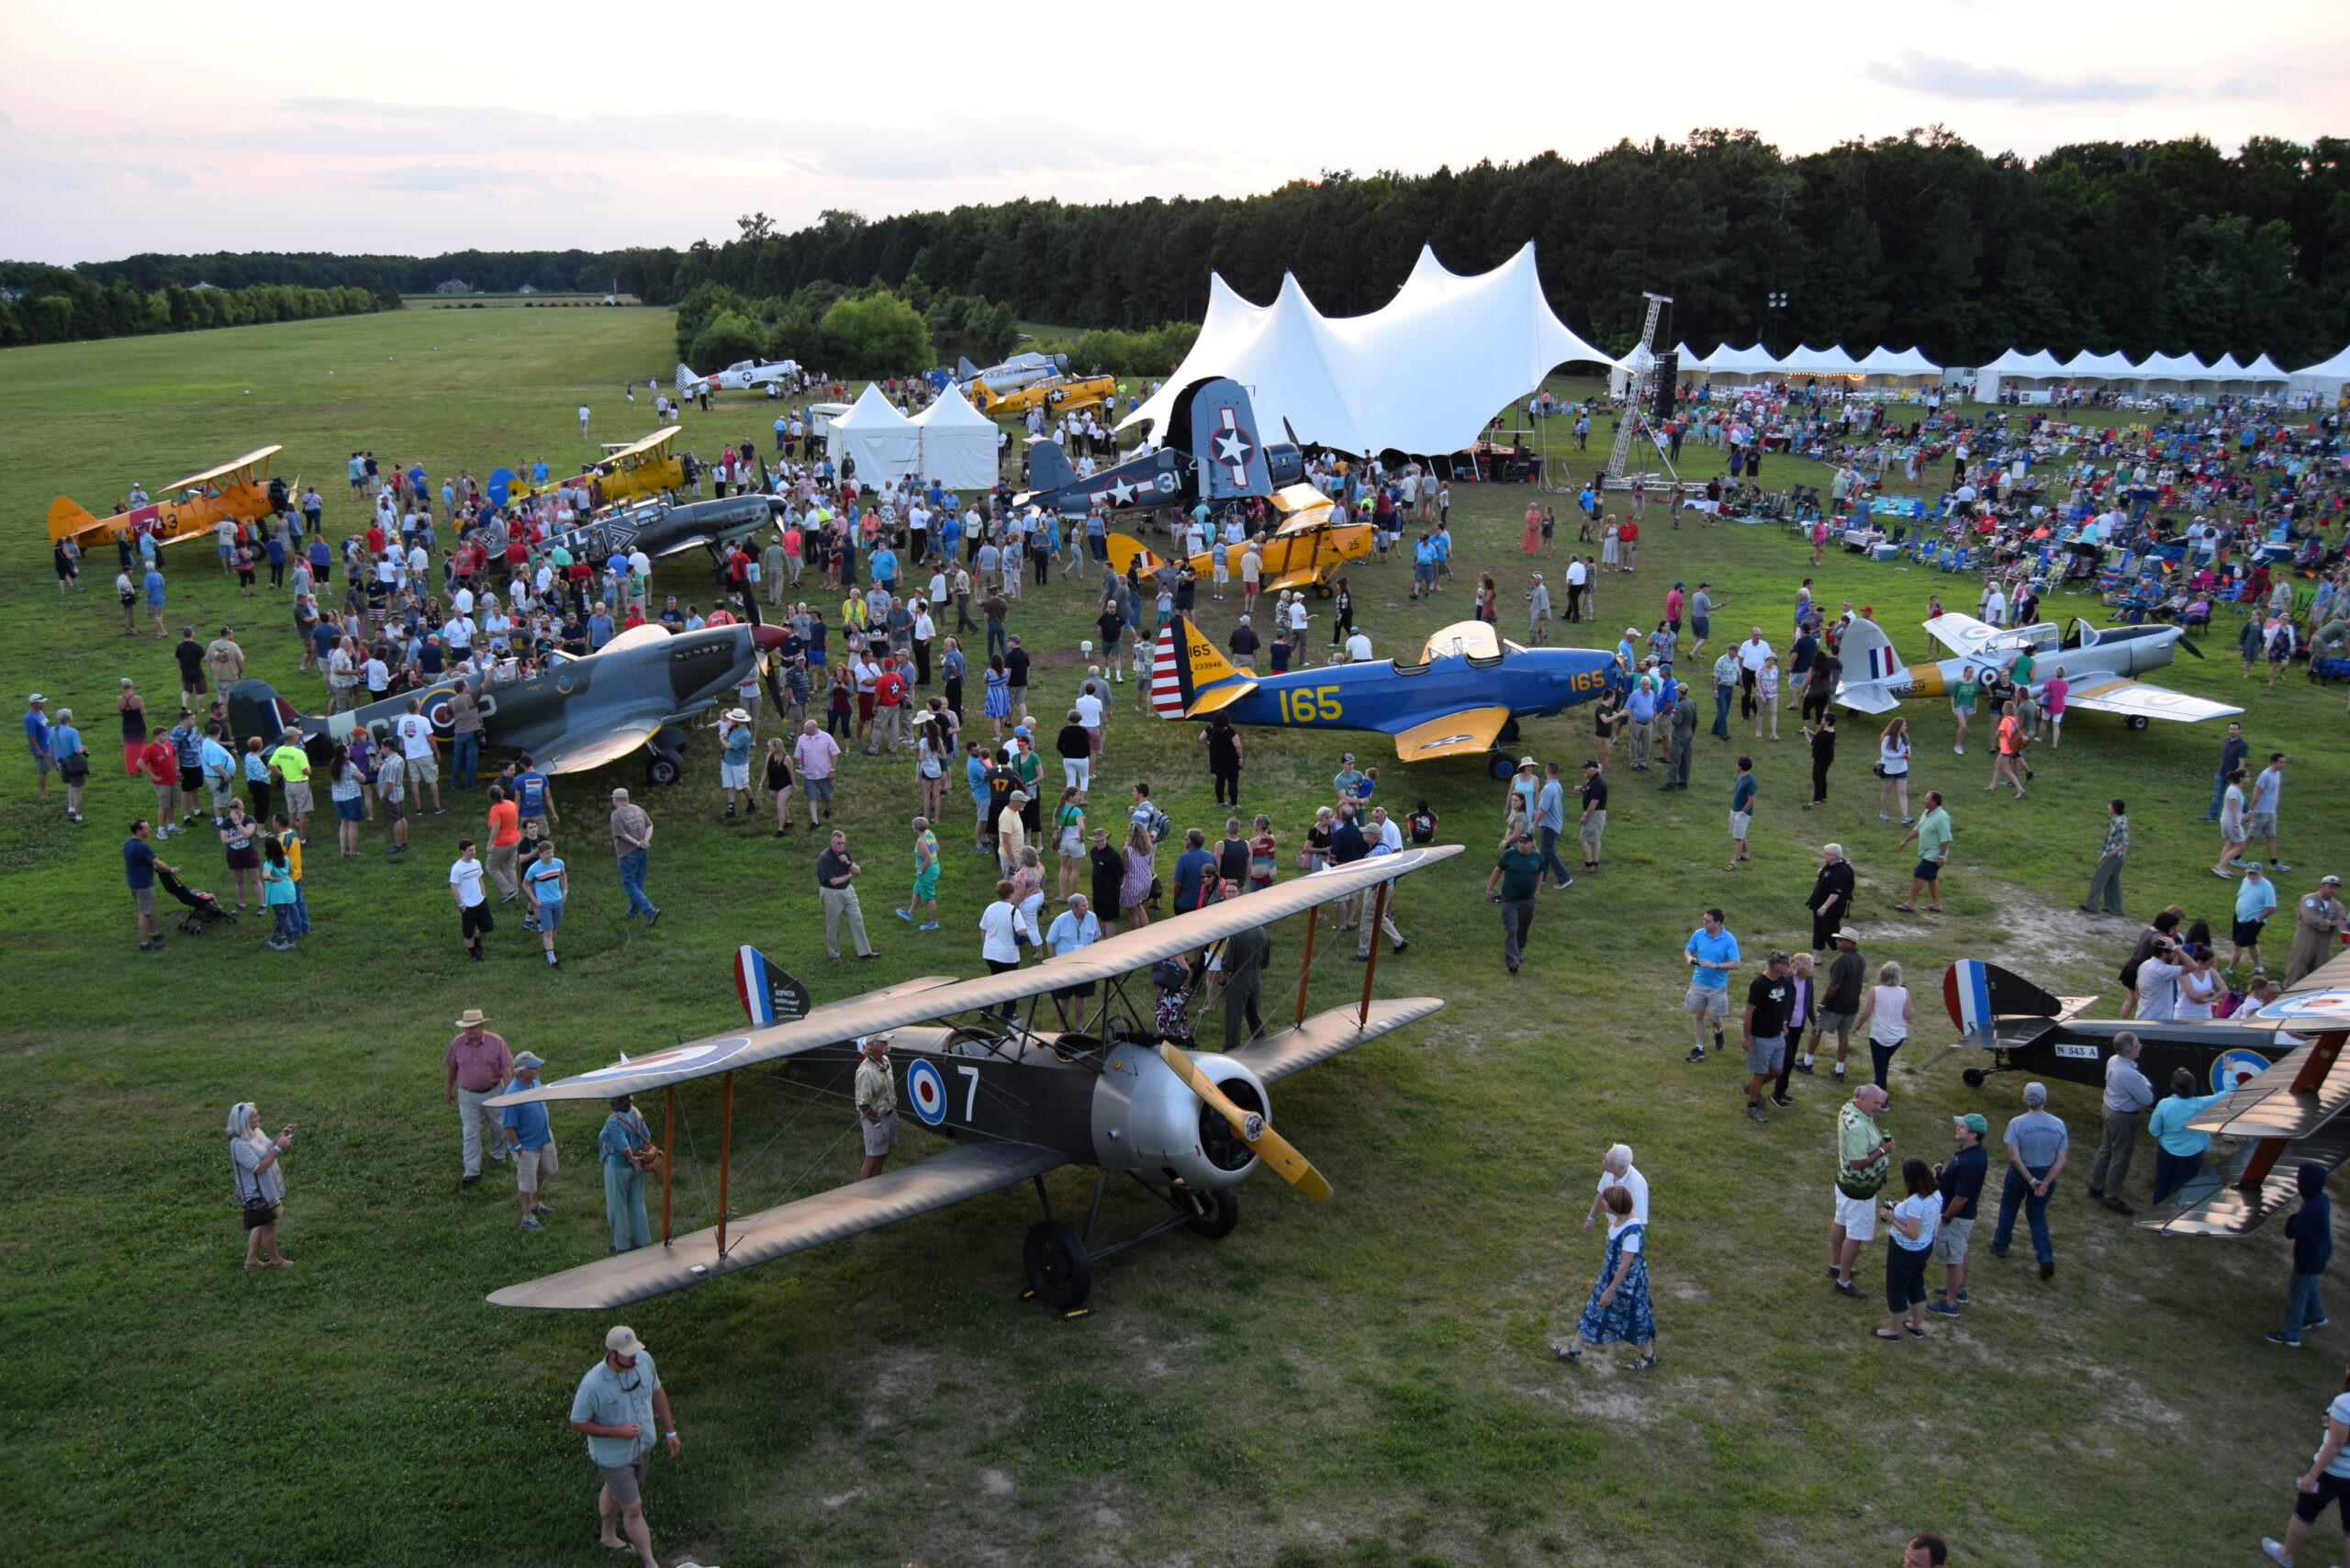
2211, 1048, 2271, 1094
906, 1058, 949, 1126
580, 1041, 727, 1080
2255, 990, 2350, 1025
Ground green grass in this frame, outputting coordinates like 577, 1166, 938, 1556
2, 308, 2341, 1568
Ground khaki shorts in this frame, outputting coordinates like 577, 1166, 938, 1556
862, 1108, 899, 1158
598, 1450, 651, 1508
1833, 1188, 1879, 1242
1931, 1215, 1974, 1265
151, 781, 178, 812
1730, 811, 1751, 839
514, 1137, 557, 1192
1684, 983, 1729, 1017
282, 781, 314, 814
132, 885, 157, 917
1578, 810, 1606, 846
407, 754, 438, 784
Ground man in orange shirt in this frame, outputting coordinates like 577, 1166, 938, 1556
485, 783, 523, 903
140, 735, 183, 836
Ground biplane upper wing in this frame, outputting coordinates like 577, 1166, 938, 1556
1230, 996, 1446, 1081
491, 846, 1466, 1108
487, 1141, 1068, 1309
2058, 674, 2243, 724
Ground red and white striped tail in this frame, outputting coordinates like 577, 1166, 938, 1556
1148, 624, 1186, 717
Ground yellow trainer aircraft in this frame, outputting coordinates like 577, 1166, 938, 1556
512, 428, 686, 510
970, 373, 1117, 419
1105, 484, 1372, 597
49, 445, 285, 553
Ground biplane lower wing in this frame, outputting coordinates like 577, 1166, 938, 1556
2136, 1119, 2350, 1238
487, 1141, 1067, 1309
1231, 997, 1446, 1082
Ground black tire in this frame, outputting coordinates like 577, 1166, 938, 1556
1024, 1220, 1091, 1309
1312, 581, 1334, 599
645, 752, 683, 787
2126, 715, 2150, 731
1488, 752, 1518, 781
1184, 1187, 1240, 1239
1962, 1068, 1986, 1089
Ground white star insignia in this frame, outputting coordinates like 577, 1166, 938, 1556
1107, 478, 1136, 506
1213, 430, 1251, 466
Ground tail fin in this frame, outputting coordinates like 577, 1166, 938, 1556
1942, 960, 2065, 1033
1838, 618, 1904, 685
1101, 532, 1164, 580
1148, 614, 1258, 719
47, 497, 98, 543
1025, 440, 1076, 494
227, 678, 304, 750
675, 363, 699, 394
735, 945, 813, 1027
957, 356, 980, 381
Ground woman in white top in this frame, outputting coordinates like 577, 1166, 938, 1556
2176, 944, 2221, 1021
1876, 717, 1912, 824
978, 879, 1034, 1018
1753, 655, 1782, 741
1856, 961, 1912, 1092
1875, 1158, 1940, 1341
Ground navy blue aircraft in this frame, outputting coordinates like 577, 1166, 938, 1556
1018, 376, 1303, 518
1148, 615, 1618, 776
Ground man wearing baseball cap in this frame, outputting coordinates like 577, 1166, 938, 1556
1929, 1114, 1990, 1317
498, 1051, 557, 1228
2286, 875, 2348, 988
569, 1324, 680, 1568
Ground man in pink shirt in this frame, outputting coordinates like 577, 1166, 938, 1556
443, 1007, 513, 1183
793, 718, 840, 830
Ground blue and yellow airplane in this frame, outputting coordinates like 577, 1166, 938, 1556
1147, 615, 1619, 776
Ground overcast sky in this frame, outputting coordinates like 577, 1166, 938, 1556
2, 0, 2338, 266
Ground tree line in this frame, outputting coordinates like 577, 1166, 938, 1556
17, 129, 2350, 364
0, 263, 393, 347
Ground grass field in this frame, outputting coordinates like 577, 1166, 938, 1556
3, 308, 2344, 1568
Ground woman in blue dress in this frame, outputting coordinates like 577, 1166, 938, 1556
982, 653, 1012, 739
1555, 1183, 1658, 1369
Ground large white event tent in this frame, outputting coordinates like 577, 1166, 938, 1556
1975, 347, 2295, 399
906, 381, 998, 489
1121, 243, 1618, 456
2290, 346, 2350, 401
1682, 342, 1943, 386
827, 382, 920, 483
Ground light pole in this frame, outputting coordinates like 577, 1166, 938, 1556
1765, 292, 1788, 358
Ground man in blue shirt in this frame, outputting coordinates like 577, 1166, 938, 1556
1683, 906, 1740, 1061
568, 1324, 680, 1567
513, 755, 556, 827
1172, 827, 1218, 913
2232, 864, 2279, 972
124, 817, 173, 950
23, 694, 51, 802
1624, 677, 1659, 771
1045, 893, 1103, 1030
1927, 1114, 1990, 1317
587, 609, 615, 650
1411, 534, 1436, 599
1533, 761, 1574, 890
498, 1050, 556, 1229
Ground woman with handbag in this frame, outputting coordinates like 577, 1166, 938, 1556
598, 1094, 658, 1254
227, 1101, 295, 1270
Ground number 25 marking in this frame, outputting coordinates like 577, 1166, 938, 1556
956, 1064, 980, 1119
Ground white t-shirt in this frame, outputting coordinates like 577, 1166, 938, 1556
1739, 637, 1774, 673
449, 857, 487, 908
394, 713, 433, 759
1892, 1191, 1940, 1251
1867, 984, 1909, 1045
1345, 631, 1373, 663
979, 900, 1030, 963
1606, 1215, 1643, 1254
1599, 1166, 1651, 1226
1075, 693, 1103, 726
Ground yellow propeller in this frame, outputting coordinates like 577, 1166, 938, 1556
1155, 1042, 1331, 1203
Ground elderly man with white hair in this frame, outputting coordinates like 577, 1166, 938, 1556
1583, 1144, 1650, 1234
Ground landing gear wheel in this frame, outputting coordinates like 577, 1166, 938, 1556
1312, 581, 1335, 599
1488, 752, 1518, 781
645, 751, 684, 787
1962, 1068, 1986, 1089
1497, 717, 1522, 745
1024, 1220, 1092, 1309
1184, 1188, 1240, 1239
2126, 715, 2150, 731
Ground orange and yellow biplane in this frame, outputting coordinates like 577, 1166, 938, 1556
1105, 483, 1372, 597
49, 445, 284, 553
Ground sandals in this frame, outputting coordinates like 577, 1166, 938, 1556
1552, 1344, 1583, 1363
1628, 1352, 1659, 1372
1871, 1328, 1903, 1340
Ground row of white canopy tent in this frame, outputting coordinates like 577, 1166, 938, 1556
1973, 347, 2294, 399
1665, 342, 1945, 386
825, 380, 999, 489
1123, 242, 1619, 457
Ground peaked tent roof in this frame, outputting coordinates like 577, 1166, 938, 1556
1980, 348, 2065, 378
827, 382, 920, 483
2242, 353, 2290, 381
2137, 350, 2210, 379
906, 381, 998, 490
1122, 243, 1617, 455
2291, 345, 2350, 388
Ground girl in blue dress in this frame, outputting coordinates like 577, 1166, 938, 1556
982, 654, 1012, 739
1556, 1183, 1658, 1369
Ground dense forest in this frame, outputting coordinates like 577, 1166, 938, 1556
0, 262, 393, 347
17, 130, 2350, 365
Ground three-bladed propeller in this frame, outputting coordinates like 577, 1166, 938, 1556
1155, 1042, 1331, 1203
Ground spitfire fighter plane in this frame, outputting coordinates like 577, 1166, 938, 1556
229, 621, 785, 783
470, 491, 784, 571
1942, 954, 2350, 1237
1149, 616, 1617, 774
481, 846, 1459, 1312
676, 358, 799, 398
1835, 612, 2241, 730
1018, 375, 1304, 519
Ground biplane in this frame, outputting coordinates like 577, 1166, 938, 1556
1941, 952, 2350, 1236
484, 846, 1459, 1312
1147, 614, 1617, 776
48, 445, 285, 553
1105, 483, 1373, 598
506, 428, 686, 510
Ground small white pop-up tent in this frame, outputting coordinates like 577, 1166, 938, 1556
907, 382, 999, 490
827, 382, 920, 485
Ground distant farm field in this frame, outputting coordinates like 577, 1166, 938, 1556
0, 307, 2340, 1568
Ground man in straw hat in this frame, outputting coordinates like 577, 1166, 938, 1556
442, 1008, 512, 1184
716, 707, 755, 820
568, 1324, 682, 1568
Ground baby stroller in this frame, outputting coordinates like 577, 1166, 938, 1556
158, 868, 237, 935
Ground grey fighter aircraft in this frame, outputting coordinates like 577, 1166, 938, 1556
957, 350, 1069, 396
228, 621, 786, 783
471, 491, 785, 570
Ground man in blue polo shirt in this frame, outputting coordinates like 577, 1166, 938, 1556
1683, 906, 1740, 1062
568, 1324, 681, 1568
498, 1050, 556, 1229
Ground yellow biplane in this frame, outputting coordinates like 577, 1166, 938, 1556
1105, 484, 1373, 597
49, 445, 284, 553
970, 374, 1117, 419
514, 428, 686, 509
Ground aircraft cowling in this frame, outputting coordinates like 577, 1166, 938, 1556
1089, 1043, 1267, 1190
1265, 443, 1304, 490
